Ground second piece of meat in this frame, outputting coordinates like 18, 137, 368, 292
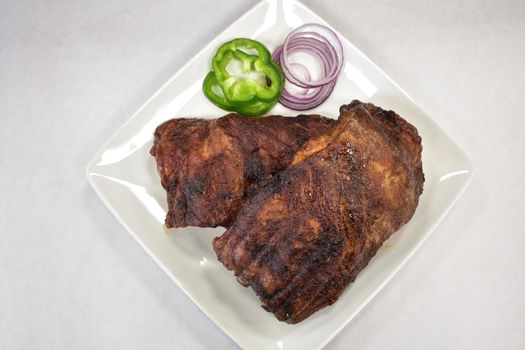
213, 101, 424, 323
150, 113, 334, 228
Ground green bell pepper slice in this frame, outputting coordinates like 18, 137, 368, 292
203, 71, 279, 117
202, 38, 284, 117
211, 38, 284, 103
202, 71, 234, 111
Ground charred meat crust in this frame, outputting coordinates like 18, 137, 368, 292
213, 100, 424, 323
150, 113, 334, 228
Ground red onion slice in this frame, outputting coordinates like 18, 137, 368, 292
289, 63, 311, 95
273, 23, 344, 110
274, 48, 336, 110
281, 24, 343, 88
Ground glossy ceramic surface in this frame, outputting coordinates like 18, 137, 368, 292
86, 0, 473, 349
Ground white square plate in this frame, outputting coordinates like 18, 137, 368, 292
86, 0, 473, 349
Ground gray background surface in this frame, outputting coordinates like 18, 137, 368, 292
1, 0, 524, 349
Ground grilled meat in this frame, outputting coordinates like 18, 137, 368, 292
213, 101, 424, 323
150, 113, 334, 228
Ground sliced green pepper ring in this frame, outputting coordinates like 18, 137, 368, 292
202, 71, 234, 111
212, 38, 272, 81
203, 71, 278, 117
211, 39, 284, 103
228, 58, 283, 101
203, 38, 285, 117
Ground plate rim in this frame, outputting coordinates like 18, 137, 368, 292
86, 0, 474, 348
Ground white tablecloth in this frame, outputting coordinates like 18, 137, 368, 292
1, 0, 524, 349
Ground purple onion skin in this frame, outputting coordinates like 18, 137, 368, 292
272, 23, 344, 111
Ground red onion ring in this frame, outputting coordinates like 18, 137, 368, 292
273, 46, 336, 110
289, 63, 311, 94
290, 63, 311, 80
282, 24, 343, 88
273, 23, 344, 110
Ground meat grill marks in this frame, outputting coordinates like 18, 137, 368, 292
213, 101, 424, 323
150, 113, 334, 228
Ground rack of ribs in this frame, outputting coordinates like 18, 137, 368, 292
150, 113, 334, 228
213, 101, 424, 323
